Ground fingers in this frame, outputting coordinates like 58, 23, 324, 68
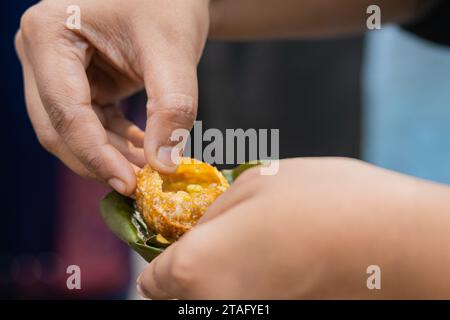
137, 242, 182, 300
16, 31, 95, 179
18, 11, 136, 195
137, 200, 259, 299
16, 27, 145, 193
142, 51, 199, 173
106, 131, 146, 168
132, 0, 208, 173
136, 166, 266, 299
137, 233, 200, 300
136, 170, 263, 299
18, 40, 145, 180
199, 167, 262, 223
102, 105, 145, 148
93, 105, 146, 166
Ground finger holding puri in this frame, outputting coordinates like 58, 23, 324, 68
18, 13, 137, 195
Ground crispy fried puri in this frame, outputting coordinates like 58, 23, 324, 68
135, 158, 229, 241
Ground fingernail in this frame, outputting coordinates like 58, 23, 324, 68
136, 283, 148, 299
157, 146, 178, 169
108, 178, 127, 194
136, 272, 142, 285
136, 273, 150, 299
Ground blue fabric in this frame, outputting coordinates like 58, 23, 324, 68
363, 26, 450, 185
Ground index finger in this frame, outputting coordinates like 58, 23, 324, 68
20, 8, 136, 194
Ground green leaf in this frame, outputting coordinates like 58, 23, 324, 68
100, 161, 262, 262
221, 160, 263, 183
100, 192, 163, 262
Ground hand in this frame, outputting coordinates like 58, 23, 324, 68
137, 158, 450, 299
15, 0, 210, 195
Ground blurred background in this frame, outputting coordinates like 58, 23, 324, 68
1, 1, 449, 299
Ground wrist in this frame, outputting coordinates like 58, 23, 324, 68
394, 178, 450, 298
309, 173, 429, 298
337, 176, 450, 299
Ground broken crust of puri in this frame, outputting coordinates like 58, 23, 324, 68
135, 157, 229, 242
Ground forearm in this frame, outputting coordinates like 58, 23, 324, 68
209, 0, 427, 40
343, 177, 450, 299
293, 168, 450, 299
391, 179, 450, 298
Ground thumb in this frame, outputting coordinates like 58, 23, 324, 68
136, 224, 209, 300
143, 54, 198, 173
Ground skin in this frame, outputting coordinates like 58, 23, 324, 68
138, 158, 450, 299
16, 0, 448, 299
15, 0, 210, 195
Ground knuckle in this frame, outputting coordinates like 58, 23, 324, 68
20, 5, 46, 39
80, 145, 107, 174
14, 31, 24, 56
36, 129, 60, 153
148, 94, 197, 126
46, 103, 77, 137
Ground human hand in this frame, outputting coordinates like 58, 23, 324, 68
137, 158, 450, 299
15, 0, 210, 195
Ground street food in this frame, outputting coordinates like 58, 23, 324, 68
135, 158, 229, 241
